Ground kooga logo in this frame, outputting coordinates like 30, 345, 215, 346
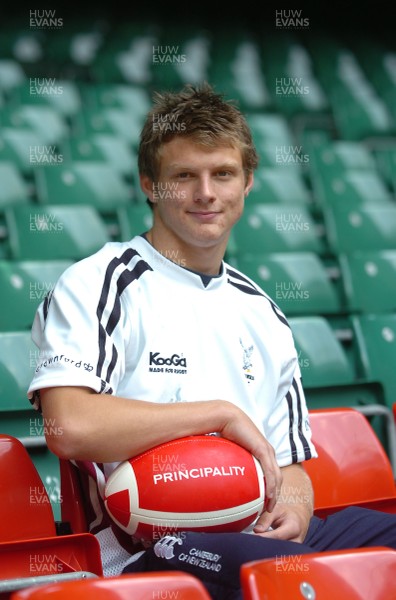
149, 352, 187, 367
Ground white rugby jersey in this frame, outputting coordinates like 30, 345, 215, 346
28, 234, 317, 574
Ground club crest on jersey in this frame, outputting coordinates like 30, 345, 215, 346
239, 338, 255, 383
148, 351, 188, 375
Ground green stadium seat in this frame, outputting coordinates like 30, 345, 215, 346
289, 315, 385, 422
289, 316, 355, 388
0, 128, 47, 177
309, 140, 377, 177
91, 24, 155, 85
339, 250, 396, 313
0, 259, 72, 331
0, 105, 69, 146
373, 145, 396, 191
248, 169, 311, 205
324, 204, 396, 252
331, 84, 394, 141
75, 107, 142, 147
352, 314, 396, 411
0, 161, 31, 209
230, 204, 325, 255
209, 31, 270, 112
80, 83, 150, 120
0, 59, 27, 96
116, 204, 153, 241
151, 27, 211, 91
11, 80, 82, 119
0, 331, 38, 440
5, 204, 111, 260
236, 252, 341, 316
246, 113, 294, 148
64, 134, 136, 181
34, 162, 132, 214
313, 170, 393, 208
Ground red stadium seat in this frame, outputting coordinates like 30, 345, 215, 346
241, 547, 396, 600
305, 408, 396, 516
0, 435, 103, 594
10, 571, 212, 600
0, 434, 56, 542
59, 459, 88, 534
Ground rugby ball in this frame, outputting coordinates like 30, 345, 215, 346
104, 435, 265, 541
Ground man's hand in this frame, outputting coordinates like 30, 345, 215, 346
253, 463, 313, 543
219, 403, 283, 513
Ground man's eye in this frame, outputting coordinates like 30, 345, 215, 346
177, 172, 191, 179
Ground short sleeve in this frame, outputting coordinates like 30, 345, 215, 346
264, 337, 318, 467
28, 255, 130, 409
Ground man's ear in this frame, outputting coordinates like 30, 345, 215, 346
244, 171, 254, 197
140, 174, 157, 204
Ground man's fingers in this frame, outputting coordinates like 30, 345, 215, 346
257, 448, 282, 513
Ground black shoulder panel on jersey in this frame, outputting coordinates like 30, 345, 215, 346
226, 267, 290, 328
96, 248, 153, 383
43, 288, 54, 322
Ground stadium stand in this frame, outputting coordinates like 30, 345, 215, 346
1, 4, 396, 595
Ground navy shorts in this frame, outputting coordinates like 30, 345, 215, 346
122, 507, 396, 599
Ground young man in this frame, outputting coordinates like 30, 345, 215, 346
28, 85, 396, 599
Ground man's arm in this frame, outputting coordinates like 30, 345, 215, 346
253, 463, 314, 542
40, 385, 283, 512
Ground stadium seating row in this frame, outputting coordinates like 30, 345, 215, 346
0, 249, 396, 336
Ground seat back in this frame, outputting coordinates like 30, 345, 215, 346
59, 459, 88, 534
289, 317, 354, 387
0, 259, 72, 331
230, 204, 324, 256
11, 571, 211, 600
351, 314, 396, 411
241, 547, 396, 600
0, 435, 56, 542
0, 331, 40, 440
339, 251, 396, 313
236, 253, 341, 316
5, 204, 110, 260
324, 204, 396, 252
305, 408, 396, 511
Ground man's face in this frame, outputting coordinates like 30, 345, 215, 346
140, 136, 253, 251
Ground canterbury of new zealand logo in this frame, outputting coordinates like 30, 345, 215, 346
239, 338, 255, 383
